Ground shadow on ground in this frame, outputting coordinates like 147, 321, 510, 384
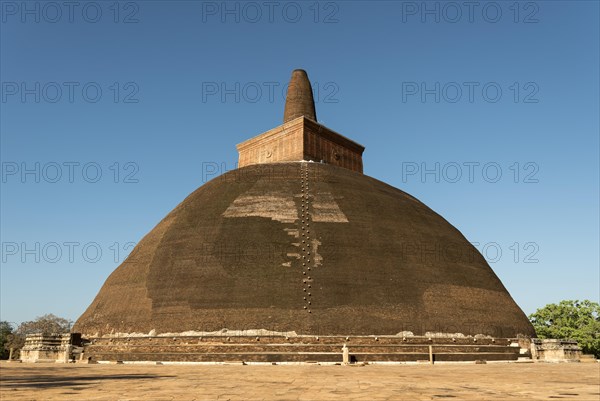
1, 373, 174, 389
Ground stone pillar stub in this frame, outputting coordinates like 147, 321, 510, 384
283, 69, 317, 123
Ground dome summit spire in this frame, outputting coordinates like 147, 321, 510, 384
237, 69, 364, 173
283, 69, 317, 123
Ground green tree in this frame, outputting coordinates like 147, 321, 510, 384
0, 321, 13, 359
529, 300, 600, 357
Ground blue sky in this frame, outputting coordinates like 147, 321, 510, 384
1, 0, 598, 326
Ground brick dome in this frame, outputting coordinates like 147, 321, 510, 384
74, 162, 535, 338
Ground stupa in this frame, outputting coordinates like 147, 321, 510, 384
73, 69, 535, 363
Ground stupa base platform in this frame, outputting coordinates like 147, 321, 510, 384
82, 335, 529, 364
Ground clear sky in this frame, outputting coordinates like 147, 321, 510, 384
1, 0, 598, 326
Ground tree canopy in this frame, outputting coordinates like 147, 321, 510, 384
0, 321, 13, 359
1, 314, 72, 359
529, 300, 600, 357
16, 314, 72, 335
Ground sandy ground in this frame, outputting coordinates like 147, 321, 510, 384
0, 361, 598, 400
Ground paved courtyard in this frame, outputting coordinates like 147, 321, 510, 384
0, 361, 598, 400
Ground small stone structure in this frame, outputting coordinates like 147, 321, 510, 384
20, 333, 82, 363
530, 339, 582, 362
342, 343, 349, 364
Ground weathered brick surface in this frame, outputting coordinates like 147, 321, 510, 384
83, 336, 521, 363
74, 162, 535, 339
283, 69, 317, 123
